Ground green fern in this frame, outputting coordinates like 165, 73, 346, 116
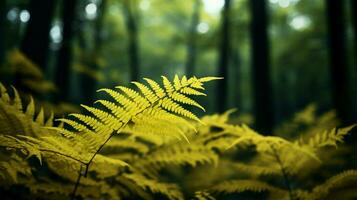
297, 125, 356, 149
1, 77, 356, 200
0, 75, 219, 199
296, 170, 357, 200
210, 179, 289, 199
192, 190, 216, 200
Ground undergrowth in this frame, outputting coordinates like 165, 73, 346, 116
0, 75, 356, 200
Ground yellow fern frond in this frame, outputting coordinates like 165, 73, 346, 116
134, 143, 218, 176
0, 76, 218, 199
298, 170, 357, 200
58, 75, 217, 145
124, 173, 184, 200
210, 179, 288, 198
193, 190, 216, 200
298, 124, 356, 149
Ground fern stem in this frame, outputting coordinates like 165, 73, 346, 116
84, 132, 115, 177
271, 145, 295, 200
71, 165, 83, 200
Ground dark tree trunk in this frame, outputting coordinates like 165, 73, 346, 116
123, 0, 140, 81
325, 0, 352, 124
186, 0, 201, 77
55, 0, 78, 102
352, 0, 357, 60
250, 0, 274, 134
80, 0, 107, 104
20, 0, 56, 70
0, 0, 6, 66
216, 0, 231, 113
231, 46, 242, 109
352, 0, 357, 121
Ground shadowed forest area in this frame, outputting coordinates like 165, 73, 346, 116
0, 0, 357, 199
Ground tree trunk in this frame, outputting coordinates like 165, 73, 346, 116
250, 0, 274, 134
352, 0, 357, 61
325, 0, 352, 124
352, 0, 357, 122
0, 0, 6, 66
55, 0, 77, 102
123, 0, 140, 81
231, 46, 242, 109
216, 0, 231, 113
20, 0, 56, 70
186, 0, 201, 77
80, 0, 107, 104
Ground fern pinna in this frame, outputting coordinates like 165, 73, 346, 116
0, 75, 220, 199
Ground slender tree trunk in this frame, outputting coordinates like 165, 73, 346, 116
186, 0, 201, 77
326, 0, 352, 124
94, 0, 107, 53
0, 0, 6, 66
250, 0, 274, 134
123, 0, 140, 81
55, 0, 78, 102
352, 0, 357, 61
231, 46, 242, 109
352, 0, 357, 121
20, 0, 56, 70
216, 0, 231, 113
80, 0, 107, 104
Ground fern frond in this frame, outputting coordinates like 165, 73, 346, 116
297, 125, 356, 149
0, 84, 53, 137
123, 173, 184, 200
297, 170, 357, 200
231, 162, 280, 177
60, 75, 218, 143
228, 124, 320, 163
0, 154, 32, 184
193, 190, 216, 200
0, 76, 218, 199
0, 83, 10, 103
134, 143, 218, 176
10, 86, 22, 111
102, 137, 150, 155
132, 81, 159, 103
210, 179, 288, 198
21, 178, 119, 200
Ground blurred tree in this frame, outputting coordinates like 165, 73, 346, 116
0, 0, 6, 66
352, 0, 357, 66
216, 0, 231, 113
185, 0, 201, 77
250, 0, 273, 134
230, 46, 242, 109
20, 0, 56, 71
123, 0, 140, 81
55, 0, 78, 102
229, 0, 250, 113
78, 0, 108, 104
269, 1, 330, 125
325, 0, 352, 124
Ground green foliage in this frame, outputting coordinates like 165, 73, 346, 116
296, 170, 357, 200
4, 49, 56, 95
0, 75, 220, 199
0, 76, 356, 200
